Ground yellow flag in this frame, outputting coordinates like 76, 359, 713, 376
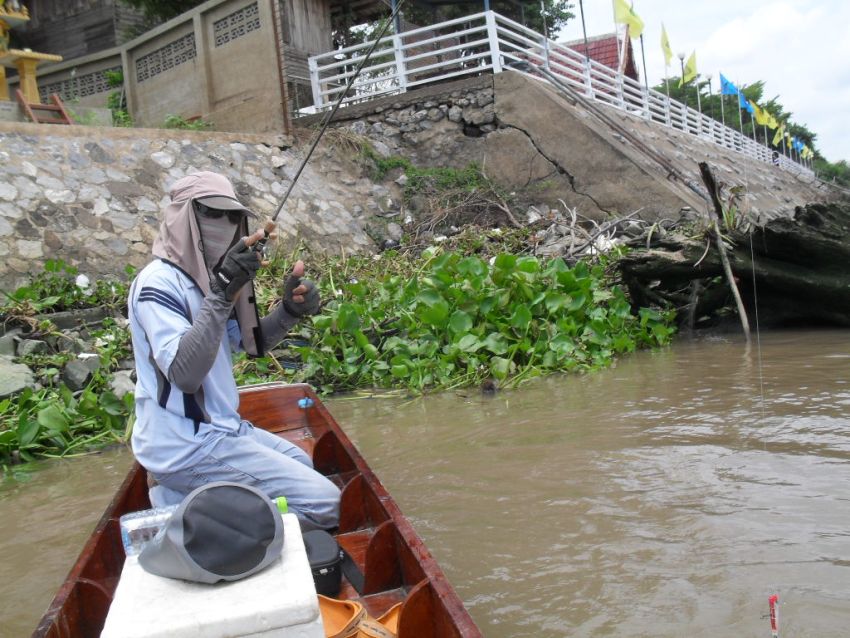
661, 24, 673, 66
772, 125, 784, 146
613, 0, 644, 39
752, 102, 770, 126
766, 113, 778, 129
679, 51, 697, 86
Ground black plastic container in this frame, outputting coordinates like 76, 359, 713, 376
302, 530, 342, 596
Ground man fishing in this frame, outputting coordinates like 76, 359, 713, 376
127, 171, 340, 531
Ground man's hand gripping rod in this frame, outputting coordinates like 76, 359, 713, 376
252, 0, 407, 256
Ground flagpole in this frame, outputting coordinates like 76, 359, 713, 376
736, 90, 745, 153
613, 10, 622, 73
539, 0, 550, 69
639, 33, 648, 91
696, 81, 702, 114
707, 76, 714, 120
578, 0, 590, 57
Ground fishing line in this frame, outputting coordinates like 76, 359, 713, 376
749, 232, 766, 423
739, 134, 767, 425
271, 0, 408, 225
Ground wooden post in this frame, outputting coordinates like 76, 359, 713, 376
699, 161, 751, 342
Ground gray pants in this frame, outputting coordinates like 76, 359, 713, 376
150, 421, 340, 531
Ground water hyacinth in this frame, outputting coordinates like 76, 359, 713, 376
246, 246, 675, 394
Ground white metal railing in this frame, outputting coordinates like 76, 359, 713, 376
307, 11, 813, 176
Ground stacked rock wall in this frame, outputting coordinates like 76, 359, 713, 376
0, 124, 384, 290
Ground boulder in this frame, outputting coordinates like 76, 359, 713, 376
0, 356, 34, 399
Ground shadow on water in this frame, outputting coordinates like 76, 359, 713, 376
2, 329, 849, 637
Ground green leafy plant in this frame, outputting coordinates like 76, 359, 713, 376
240, 246, 675, 394
0, 380, 130, 465
0, 259, 129, 324
104, 69, 133, 128
163, 114, 213, 131
67, 107, 100, 126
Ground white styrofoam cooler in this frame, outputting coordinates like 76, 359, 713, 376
101, 513, 323, 638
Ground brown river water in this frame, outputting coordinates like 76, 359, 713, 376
2, 329, 849, 637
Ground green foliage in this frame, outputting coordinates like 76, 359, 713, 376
0, 381, 130, 465
814, 158, 850, 188
240, 247, 675, 394
163, 114, 213, 131
104, 69, 133, 127
365, 148, 486, 197
120, 0, 203, 21
0, 268, 135, 465
67, 107, 99, 126
0, 259, 130, 323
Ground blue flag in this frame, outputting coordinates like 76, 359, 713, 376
739, 92, 754, 113
719, 73, 738, 96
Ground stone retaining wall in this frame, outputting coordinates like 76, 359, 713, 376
1, 73, 842, 290
0, 122, 384, 290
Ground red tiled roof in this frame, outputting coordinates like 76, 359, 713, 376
564, 33, 639, 82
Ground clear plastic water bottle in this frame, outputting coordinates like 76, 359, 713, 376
119, 504, 180, 557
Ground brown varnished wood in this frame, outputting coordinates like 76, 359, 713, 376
312, 430, 357, 476
32, 383, 482, 638
363, 520, 403, 594
338, 473, 392, 533
397, 579, 468, 638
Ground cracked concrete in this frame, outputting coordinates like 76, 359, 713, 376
326, 72, 838, 224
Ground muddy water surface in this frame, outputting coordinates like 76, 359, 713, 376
3, 330, 849, 637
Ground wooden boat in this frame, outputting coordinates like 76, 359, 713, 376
32, 382, 482, 638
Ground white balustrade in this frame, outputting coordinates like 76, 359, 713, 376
306, 11, 813, 176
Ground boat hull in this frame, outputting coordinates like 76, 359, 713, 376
32, 383, 481, 638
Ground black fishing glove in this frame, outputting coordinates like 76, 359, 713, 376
211, 238, 260, 301
282, 274, 321, 317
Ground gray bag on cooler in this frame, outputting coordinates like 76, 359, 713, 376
139, 481, 284, 584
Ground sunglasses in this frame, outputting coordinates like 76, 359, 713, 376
193, 200, 246, 225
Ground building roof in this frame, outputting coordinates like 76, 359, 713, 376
563, 32, 639, 82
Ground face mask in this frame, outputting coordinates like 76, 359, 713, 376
196, 211, 240, 271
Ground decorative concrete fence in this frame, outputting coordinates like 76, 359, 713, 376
9, 0, 290, 135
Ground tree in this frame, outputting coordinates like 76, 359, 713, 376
401, 0, 574, 36
120, 0, 203, 21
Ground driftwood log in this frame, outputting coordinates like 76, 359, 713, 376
617, 201, 850, 328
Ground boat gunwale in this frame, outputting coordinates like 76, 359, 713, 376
32, 382, 481, 638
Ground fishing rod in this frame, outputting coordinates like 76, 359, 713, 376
254, 0, 408, 249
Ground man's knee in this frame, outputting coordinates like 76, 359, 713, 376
294, 479, 341, 531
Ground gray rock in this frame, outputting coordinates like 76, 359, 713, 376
0, 328, 22, 356
109, 369, 136, 399
17, 339, 48, 357
38, 307, 108, 331
448, 106, 463, 123
386, 222, 403, 240
63, 359, 95, 391
463, 104, 495, 126
0, 356, 34, 399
